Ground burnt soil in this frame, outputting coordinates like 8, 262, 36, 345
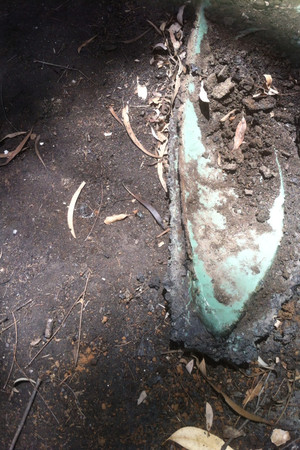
0, 1, 299, 449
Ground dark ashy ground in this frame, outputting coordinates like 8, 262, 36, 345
0, 1, 299, 449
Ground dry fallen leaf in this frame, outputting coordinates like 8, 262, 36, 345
137, 77, 147, 101
196, 356, 271, 425
220, 108, 237, 122
109, 106, 123, 126
206, 402, 213, 431
194, 356, 207, 376
233, 116, 247, 151
152, 42, 168, 52
67, 181, 86, 238
157, 140, 168, 193
270, 429, 291, 447
167, 427, 234, 450
199, 80, 210, 103
104, 214, 128, 225
78, 34, 97, 54
185, 359, 194, 374
0, 131, 27, 142
0, 130, 32, 166
137, 390, 147, 405
123, 184, 165, 229
264, 74, 273, 88
257, 356, 275, 370
122, 105, 159, 158
168, 23, 182, 53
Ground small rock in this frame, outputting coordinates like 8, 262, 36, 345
216, 65, 229, 82
205, 73, 217, 90
281, 150, 291, 158
212, 77, 235, 100
259, 165, 274, 179
242, 96, 276, 112
222, 162, 237, 172
274, 111, 294, 124
256, 209, 270, 223
136, 273, 145, 283
271, 429, 291, 447
148, 275, 160, 290
249, 137, 263, 149
239, 77, 254, 92
259, 148, 273, 157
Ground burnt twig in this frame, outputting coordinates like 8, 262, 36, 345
9, 378, 42, 450
74, 271, 91, 366
3, 312, 18, 389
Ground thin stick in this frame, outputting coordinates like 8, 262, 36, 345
74, 271, 91, 366
26, 291, 84, 367
14, 299, 33, 312
3, 312, 18, 389
13, 359, 59, 425
274, 375, 295, 426
9, 378, 42, 450
34, 59, 89, 80
34, 135, 47, 169
221, 371, 273, 450
0, 319, 20, 336
85, 186, 104, 241
156, 227, 170, 238
119, 28, 151, 44
74, 299, 84, 366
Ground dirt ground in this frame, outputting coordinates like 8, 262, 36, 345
0, 1, 299, 449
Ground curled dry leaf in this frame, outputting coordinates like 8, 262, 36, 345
199, 80, 210, 103
167, 427, 234, 450
185, 359, 194, 374
233, 116, 247, 151
67, 181, 86, 238
177, 5, 186, 26
168, 23, 182, 53
78, 34, 97, 54
271, 429, 290, 447
146, 19, 162, 36
109, 106, 123, 126
152, 42, 168, 52
257, 356, 275, 370
0, 131, 27, 142
0, 130, 32, 166
206, 402, 213, 431
122, 105, 159, 159
13, 378, 36, 386
123, 184, 165, 229
104, 213, 128, 225
157, 141, 168, 193
264, 74, 273, 88
160, 21, 166, 32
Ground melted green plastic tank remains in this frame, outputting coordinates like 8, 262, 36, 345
180, 2, 285, 336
